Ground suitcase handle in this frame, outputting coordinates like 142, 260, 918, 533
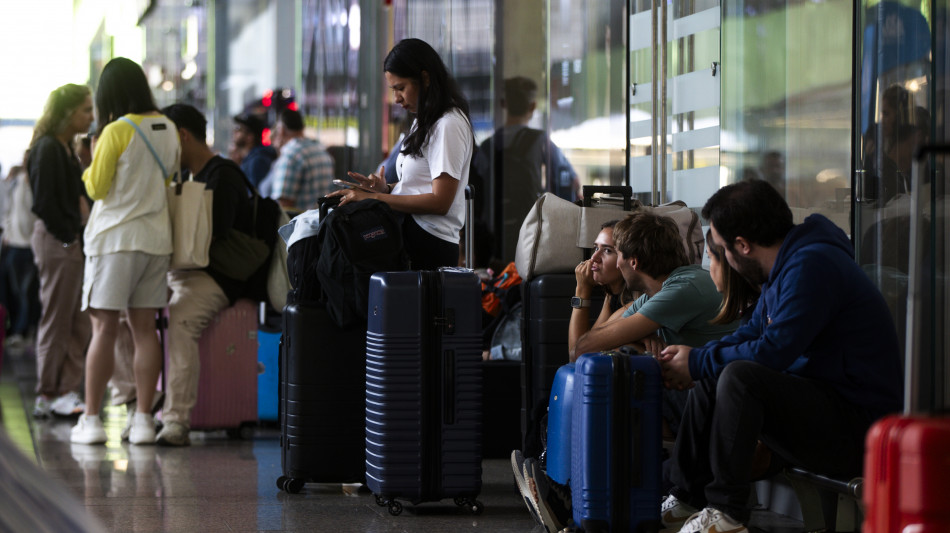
582, 185, 634, 210
317, 195, 342, 218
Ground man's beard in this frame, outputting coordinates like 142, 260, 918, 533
731, 252, 768, 286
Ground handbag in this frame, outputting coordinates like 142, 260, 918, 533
209, 196, 271, 281
166, 177, 214, 270
120, 116, 212, 270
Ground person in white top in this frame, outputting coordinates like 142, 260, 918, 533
2, 150, 39, 347
71, 58, 181, 446
327, 38, 474, 270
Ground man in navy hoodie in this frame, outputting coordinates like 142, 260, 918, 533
657, 180, 902, 533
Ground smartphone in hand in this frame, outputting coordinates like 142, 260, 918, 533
332, 179, 376, 193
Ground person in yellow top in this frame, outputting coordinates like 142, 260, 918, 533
71, 58, 181, 446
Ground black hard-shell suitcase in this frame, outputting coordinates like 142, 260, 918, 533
364, 268, 484, 515
520, 274, 605, 459
276, 302, 365, 493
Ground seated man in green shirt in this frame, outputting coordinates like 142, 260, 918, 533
571, 211, 737, 361
570, 210, 738, 438
516, 211, 740, 533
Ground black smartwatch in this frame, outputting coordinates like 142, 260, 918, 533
570, 297, 591, 309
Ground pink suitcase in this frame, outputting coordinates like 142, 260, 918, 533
170, 299, 259, 436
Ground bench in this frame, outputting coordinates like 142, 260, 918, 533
783, 467, 863, 532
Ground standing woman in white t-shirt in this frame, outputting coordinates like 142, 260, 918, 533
329, 38, 474, 269
70, 58, 180, 446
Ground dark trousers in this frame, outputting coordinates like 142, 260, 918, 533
402, 215, 459, 270
0, 245, 39, 335
669, 361, 872, 523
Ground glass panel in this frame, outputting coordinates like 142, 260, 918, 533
720, 0, 853, 232
549, 0, 627, 194
141, 3, 209, 112
854, 0, 948, 408
629, 0, 721, 206
394, 0, 494, 143
300, 0, 360, 151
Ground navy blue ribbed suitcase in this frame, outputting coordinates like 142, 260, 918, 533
571, 351, 663, 532
365, 268, 484, 516
276, 302, 366, 493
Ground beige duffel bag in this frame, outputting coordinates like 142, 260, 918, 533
515, 190, 704, 281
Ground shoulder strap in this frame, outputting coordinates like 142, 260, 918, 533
119, 116, 171, 180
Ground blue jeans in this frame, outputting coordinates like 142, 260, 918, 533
0, 245, 39, 335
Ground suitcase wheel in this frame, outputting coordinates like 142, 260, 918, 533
454, 497, 484, 515
387, 500, 403, 516
276, 475, 304, 494
226, 422, 255, 440
373, 494, 403, 516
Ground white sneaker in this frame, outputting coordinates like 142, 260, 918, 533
677, 507, 748, 533
511, 450, 543, 525
121, 402, 135, 442
33, 396, 52, 418
51, 391, 85, 417
128, 412, 157, 445
71, 414, 107, 444
661, 494, 699, 531
156, 421, 191, 447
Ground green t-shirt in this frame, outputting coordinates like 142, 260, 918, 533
622, 264, 738, 347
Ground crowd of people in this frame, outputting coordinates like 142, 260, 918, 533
0, 37, 906, 533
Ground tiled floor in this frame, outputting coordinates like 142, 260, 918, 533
1, 342, 805, 533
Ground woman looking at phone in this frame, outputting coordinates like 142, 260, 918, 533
327, 38, 474, 270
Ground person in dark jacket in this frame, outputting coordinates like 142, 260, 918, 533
154, 103, 277, 446
657, 180, 902, 533
27, 83, 94, 419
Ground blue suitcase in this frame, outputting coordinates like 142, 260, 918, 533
571, 351, 663, 532
257, 329, 280, 422
365, 268, 484, 516
546, 363, 576, 484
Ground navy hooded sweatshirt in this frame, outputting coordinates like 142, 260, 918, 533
689, 214, 903, 421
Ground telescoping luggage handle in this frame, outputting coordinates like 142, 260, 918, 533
904, 144, 950, 414
464, 185, 474, 270
582, 185, 635, 211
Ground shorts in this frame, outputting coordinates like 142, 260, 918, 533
82, 252, 170, 311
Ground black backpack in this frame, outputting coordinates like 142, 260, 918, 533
288, 197, 409, 328
482, 127, 545, 260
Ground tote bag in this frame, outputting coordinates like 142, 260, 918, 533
167, 175, 213, 270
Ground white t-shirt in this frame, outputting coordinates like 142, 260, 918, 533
392, 108, 472, 244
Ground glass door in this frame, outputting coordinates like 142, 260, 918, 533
854, 0, 948, 409
628, 0, 722, 207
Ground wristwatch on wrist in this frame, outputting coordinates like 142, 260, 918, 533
570, 297, 591, 309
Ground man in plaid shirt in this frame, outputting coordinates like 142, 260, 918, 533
265, 108, 334, 212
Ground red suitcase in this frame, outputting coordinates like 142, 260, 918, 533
163, 299, 259, 436
863, 415, 950, 533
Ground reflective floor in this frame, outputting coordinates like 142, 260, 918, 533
1, 341, 804, 533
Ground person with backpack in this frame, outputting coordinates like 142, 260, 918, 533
152, 103, 279, 446
471, 76, 580, 261
327, 38, 474, 270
